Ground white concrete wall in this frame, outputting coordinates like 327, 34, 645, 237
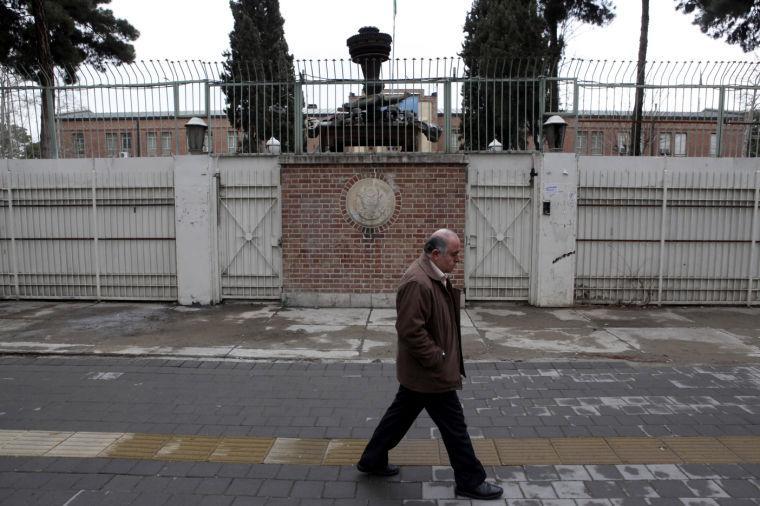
530, 153, 578, 306
174, 155, 218, 305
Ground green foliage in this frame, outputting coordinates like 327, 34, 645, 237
541, 0, 615, 58
460, 0, 549, 150
676, 0, 759, 52
222, 0, 297, 153
0, 0, 138, 84
460, 0, 615, 150
0, 121, 31, 158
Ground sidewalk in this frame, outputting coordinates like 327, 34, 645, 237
1, 300, 760, 504
0, 300, 759, 363
1, 354, 759, 504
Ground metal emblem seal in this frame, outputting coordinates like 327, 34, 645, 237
345, 178, 396, 228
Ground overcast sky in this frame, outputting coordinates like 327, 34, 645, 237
109, 0, 753, 63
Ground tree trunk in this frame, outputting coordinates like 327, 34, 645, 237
548, 20, 560, 113
31, 0, 55, 158
631, 0, 649, 156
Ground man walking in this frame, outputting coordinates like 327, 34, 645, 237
357, 229, 503, 501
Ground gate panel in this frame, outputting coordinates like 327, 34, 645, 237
217, 160, 282, 299
466, 156, 534, 300
1, 158, 176, 300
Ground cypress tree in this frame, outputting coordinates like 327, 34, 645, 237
460, 0, 548, 151
222, 0, 296, 153
0, 0, 138, 158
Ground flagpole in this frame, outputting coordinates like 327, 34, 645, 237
391, 0, 396, 89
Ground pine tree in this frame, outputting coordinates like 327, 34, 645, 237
222, 0, 296, 153
676, 0, 760, 52
460, 0, 548, 151
540, 0, 615, 111
0, 0, 138, 158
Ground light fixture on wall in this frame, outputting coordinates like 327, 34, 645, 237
185, 117, 208, 154
487, 138, 503, 152
266, 137, 281, 155
542, 115, 567, 152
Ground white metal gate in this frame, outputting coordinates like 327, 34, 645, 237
216, 159, 282, 299
0, 158, 177, 300
575, 158, 760, 305
465, 155, 535, 300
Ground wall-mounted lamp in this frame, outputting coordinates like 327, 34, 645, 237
487, 138, 503, 152
542, 115, 567, 152
185, 117, 208, 155
266, 137, 281, 155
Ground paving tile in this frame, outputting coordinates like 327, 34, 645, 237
715, 479, 760, 498
646, 465, 688, 480
555, 465, 592, 481
684, 480, 730, 498
615, 465, 655, 480
494, 439, 560, 465
619, 480, 661, 499
520, 481, 558, 499
551, 480, 590, 499
606, 438, 680, 464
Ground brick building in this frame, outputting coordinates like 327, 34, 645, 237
56, 103, 756, 158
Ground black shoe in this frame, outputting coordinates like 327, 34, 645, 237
455, 481, 503, 500
356, 462, 400, 477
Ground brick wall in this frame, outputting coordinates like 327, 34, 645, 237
281, 155, 467, 298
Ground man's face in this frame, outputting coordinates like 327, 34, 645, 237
431, 235, 461, 274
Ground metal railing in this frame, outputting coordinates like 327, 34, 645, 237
1, 58, 759, 158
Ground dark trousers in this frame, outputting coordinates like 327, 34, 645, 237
358, 384, 486, 489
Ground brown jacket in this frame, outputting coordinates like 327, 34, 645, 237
395, 254, 466, 393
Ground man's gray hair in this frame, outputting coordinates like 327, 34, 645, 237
424, 235, 448, 255
424, 229, 457, 255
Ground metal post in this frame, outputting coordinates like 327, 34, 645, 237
5, 164, 19, 299
91, 160, 101, 300
45, 87, 58, 159
205, 81, 212, 154
537, 78, 546, 152
573, 81, 580, 153
443, 79, 452, 153
293, 80, 304, 154
657, 167, 669, 305
716, 86, 725, 157
173, 83, 181, 154
749, 169, 760, 306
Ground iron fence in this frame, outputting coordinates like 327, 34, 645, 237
1, 58, 759, 158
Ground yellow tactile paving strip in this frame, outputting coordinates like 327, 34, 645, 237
0, 429, 758, 465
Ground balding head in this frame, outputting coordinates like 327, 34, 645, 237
424, 229, 458, 255
424, 229, 461, 274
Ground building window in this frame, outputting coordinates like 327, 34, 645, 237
616, 132, 630, 155
590, 131, 603, 155
227, 131, 238, 154
120, 132, 132, 156
147, 132, 158, 156
674, 133, 687, 156
659, 133, 671, 156
105, 132, 118, 157
72, 132, 85, 157
710, 133, 718, 156
575, 132, 587, 154
161, 132, 172, 155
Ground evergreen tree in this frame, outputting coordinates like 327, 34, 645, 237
222, 0, 296, 153
0, 0, 138, 158
676, 0, 760, 52
460, 0, 548, 151
540, 0, 615, 111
